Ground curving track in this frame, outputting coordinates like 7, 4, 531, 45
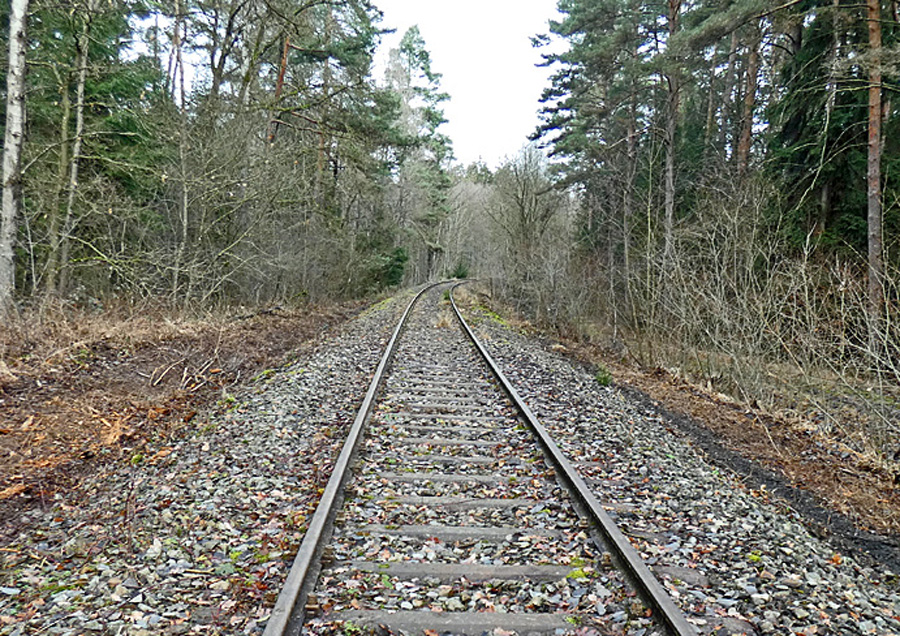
264, 283, 697, 636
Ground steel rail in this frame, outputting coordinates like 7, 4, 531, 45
449, 284, 699, 636
262, 284, 438, 636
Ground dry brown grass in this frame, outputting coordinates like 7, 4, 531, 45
566, 317, 900, 537
0, 299, 361, 519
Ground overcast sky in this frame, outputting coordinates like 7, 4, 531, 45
374, 0, 562, 169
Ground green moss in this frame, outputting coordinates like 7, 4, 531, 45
252, 368, 276, 382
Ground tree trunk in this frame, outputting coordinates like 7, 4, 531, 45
731, 60, 745, 162
56, 8, 92, 296
317, 5, 335, 209
624, 80, 638, 314
0, 0, 30, 313
172, 0, 190, 297
866, 0, 884, 341
737, 22, 761, 178
718, 32, 739, 153
703, 58, 717, 158
663, 0, 681, 261
267, 35, 291, 144
45, 72, 72, 296
827, 0, 840, 117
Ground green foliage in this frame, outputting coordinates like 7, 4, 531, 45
464, 161, 494, 184
478, 306, 507, 326
760, 5, 900, 256
0, 0, 442, 305
534, 0, 900, 276
448, 261, 469, 279
380, 247, 409, 288
386, 26, 454, 281
566, 567, 590, 580
595, 365, 613, 387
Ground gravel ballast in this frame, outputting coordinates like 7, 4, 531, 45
306, 286, 652, 635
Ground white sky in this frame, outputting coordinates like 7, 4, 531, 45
374, 0, 562, 169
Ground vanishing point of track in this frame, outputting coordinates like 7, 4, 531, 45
263, 283, 698, 636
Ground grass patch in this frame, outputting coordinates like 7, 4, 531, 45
595, 364, 613, 386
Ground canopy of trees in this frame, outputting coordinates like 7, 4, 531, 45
516, 0, 899, 452
0, 0, 454, 308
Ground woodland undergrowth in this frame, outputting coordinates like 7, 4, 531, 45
492, 181, 900, 469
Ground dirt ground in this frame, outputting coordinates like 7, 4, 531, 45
0, 300, 363, 529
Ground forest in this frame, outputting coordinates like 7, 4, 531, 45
0, 0, 897, 464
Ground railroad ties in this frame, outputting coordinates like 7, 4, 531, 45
268, 284, 695, 636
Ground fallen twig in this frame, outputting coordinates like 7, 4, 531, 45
151, 358, 186, 387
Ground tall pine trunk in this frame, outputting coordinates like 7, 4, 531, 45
267, 35, 290, 144
737, 22, 761, 178
0, 0, 29, 313
718, 32, 739, 155
663, 0, 681, 261
703, 58, 717, 158
866, 0, 884, 345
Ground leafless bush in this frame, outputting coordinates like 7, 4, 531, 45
489, 167, 898, 458
622, 177, 899, 456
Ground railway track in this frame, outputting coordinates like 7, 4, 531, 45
263, 283, 698, 636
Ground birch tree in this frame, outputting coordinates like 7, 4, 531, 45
0, 0, 30, 312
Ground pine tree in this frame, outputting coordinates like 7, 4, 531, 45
387, 26, 453, 281
766, 0, 899, 254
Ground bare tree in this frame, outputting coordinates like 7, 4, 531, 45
663, 0, 681, 261
488, 147, 568, 321
46, 0, 94, 297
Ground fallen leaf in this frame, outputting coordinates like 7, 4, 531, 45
148, 447, 173, 464
0, 484, 27, 500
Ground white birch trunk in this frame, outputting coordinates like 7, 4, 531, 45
0, 0, 29, 313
